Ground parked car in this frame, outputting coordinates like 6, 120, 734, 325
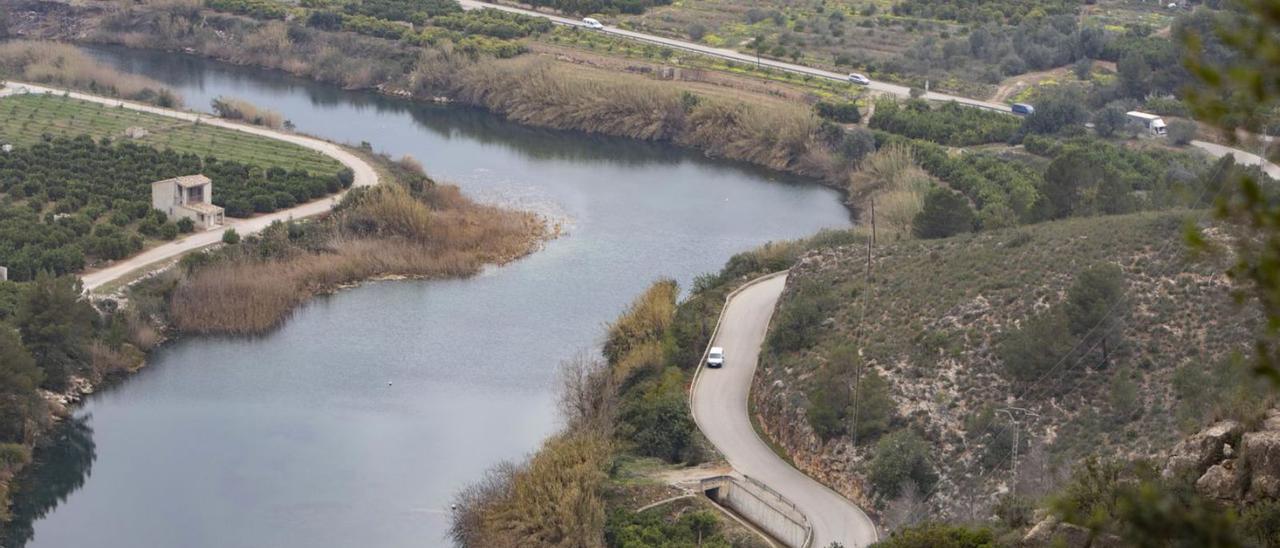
847, 73, 871, 85
582, 17, 604, 30
1011, 103, 1035, 116
707, 347, 725, 368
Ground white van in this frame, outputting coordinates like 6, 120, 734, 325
707, 347, 725, 368
582, 17, 604, 30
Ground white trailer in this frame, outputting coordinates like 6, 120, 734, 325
1126, 111, 1168, 137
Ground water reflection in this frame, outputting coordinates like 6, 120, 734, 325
1, 417, 96, 547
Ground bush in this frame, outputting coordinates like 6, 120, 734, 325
1167, 120, 1198, 145
868, 429, 937, 498
176, 217, 195, 233
816, 101, 862, 124
871, 523, 996, 547
912, 187, 975, 239
222, 228, 241, 244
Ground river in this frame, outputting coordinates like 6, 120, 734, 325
4, 46, 851, 547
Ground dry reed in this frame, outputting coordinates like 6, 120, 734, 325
211, 96, 285, 129
169, 178, 544, 334
0, 40, 182, 106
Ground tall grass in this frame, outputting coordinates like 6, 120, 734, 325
0, 41, 182, 106
211, 96, 284, 129
167, 163, 544, 334
852, 144, 933, 238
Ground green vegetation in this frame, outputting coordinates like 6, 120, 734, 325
867, 429, 938, 499
892, 0, 1077, 24
870, 522, 996, 548
524, 0, 673, 16
870, 99, 1020, 146
0, 94, 341, 176
605, 507, 731, 547
0, 134, 349, 280
912, 187, 974, 239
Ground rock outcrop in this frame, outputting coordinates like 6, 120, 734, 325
1162, 420, 1243, 480
1164, 411, 1280, 504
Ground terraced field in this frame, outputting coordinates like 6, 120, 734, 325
0, 92, 342, 176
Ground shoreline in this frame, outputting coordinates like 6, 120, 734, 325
0, 81, 382, 293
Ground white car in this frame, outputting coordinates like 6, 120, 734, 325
582, 17, 604, 30
848, 73, 871, 85
707, 347, 725, 368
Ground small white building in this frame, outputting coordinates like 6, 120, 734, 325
1126, 111, 1168, 137
151, 174, 225, 230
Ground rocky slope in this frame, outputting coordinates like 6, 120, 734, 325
750, 211, 1260, 522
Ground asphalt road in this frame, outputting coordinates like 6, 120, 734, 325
691, 274, 878, 548
0, 82, 381, 292
458, 0, 1008, 111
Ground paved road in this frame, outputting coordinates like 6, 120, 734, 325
462, 0, 1280, 176
0, 82, 380, 291
459, 0, 1008, 112
691, 274, 878, 548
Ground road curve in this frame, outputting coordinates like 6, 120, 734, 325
0, 82, 380, 291
691, 273, 878, 548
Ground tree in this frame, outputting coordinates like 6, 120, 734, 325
1167, 119, 1198, 145
1118, 52, 1152, 99
686, 23, 707, 41
15, 274, 94, 390
1063, 263, 1125, 365
1073, 57, 1094, 81
999, 309, 1072, 384
912, 187, 974, 239
1092, 105, 1128, 138
0, 324, 42, 443
1021, 89, 1087, 135
868, 429, 937, 498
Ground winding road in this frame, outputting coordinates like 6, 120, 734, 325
691, 273, 879, 548
0, 82, 380, 292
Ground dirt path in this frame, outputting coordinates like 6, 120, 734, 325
0, 82, 381, 292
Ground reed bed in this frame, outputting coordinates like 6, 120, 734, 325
168, 172, 544, 334
0, 40, 182, 106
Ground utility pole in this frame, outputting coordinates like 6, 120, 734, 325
997, 407, 1041, 492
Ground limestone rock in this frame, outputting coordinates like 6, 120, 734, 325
1163, 420, 1243, 479
1195, 459, 1243, 500
1022, 515, 1119, 548
1242, 430, 1280, 500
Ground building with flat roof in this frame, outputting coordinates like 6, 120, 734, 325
151, 175, 225, 230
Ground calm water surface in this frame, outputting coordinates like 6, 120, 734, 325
5, 46, 850, 547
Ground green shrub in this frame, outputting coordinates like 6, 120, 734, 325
222, 228, 241, 245
912, 187, 974, 239
869, 522, 996, 548
867, 429, 937, 498
816, 101, 862, 124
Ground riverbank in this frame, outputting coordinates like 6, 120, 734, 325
1, 0, 864, 194
0, 83, 547, 534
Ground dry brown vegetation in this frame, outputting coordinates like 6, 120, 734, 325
210, 96, 284, 129
852, 144, 933, 238
6, 0, 859, 187
165, 159, 544, 334
0, 40, 181, 106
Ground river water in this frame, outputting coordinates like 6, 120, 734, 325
5, 46, 850, 547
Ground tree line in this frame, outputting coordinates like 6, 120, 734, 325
0, 135, 351, 280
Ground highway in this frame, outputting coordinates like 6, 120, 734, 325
691, 274, 879, 548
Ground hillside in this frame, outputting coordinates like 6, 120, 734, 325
752, 211, 1264, 524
